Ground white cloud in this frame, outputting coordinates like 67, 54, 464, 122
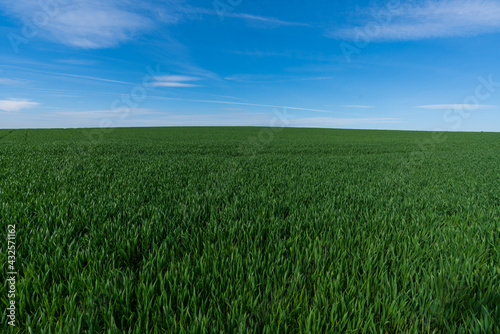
9, 111, 274, 128
169, 98, 338, 113
416, 104, 496, 109
0, 0, 306, 49
125, 94, 346, 114
57, 59, 97, 66
224, 13, 309, 27
0, 78, 29, 85
1, 108, 404, 129
287, 117, 404, 127
0, 99, 39, 112
53, 108, 157, 119
55, 72, 134, 85
2, 108, 158, 128
224, 108, 245, 111
341, 105, 375, 108
0, 0, 156, 48
154, 75, 200, 82
224, 74, 333, 83
111, 115, 402, 128
149, 82, 200, 87
149, 75, 201, 88
330, 0, 500, 41
117, 112, 274, 127
190, 7, 308, 27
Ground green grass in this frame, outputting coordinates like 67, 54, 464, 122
1, 127, 499, 333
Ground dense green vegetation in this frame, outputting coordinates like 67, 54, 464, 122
1, 127, 499, 333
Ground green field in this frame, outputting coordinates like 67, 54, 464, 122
1, 127, 499, 333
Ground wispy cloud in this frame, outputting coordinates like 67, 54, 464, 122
150, 82, 200, 87
0, 99, 39, 112
9, 111, 274, 128
330, 0, 500, 41
224, 108, 246, 111
287, 117, 404, 127
341, 105, 375, 109
191, 7, 308, 27
225, 74, 333, 83
416, 104, 496, 109
117, 112, 274, 127
149, 75, 201, 87
231, 50, 295, 57
0, 78, 29, 85
1, 108, 404, 129
6, 108, 159, 128
53, 108, 157, 119
224, 12, 309, 27
0, 0, 307, 49
229, 50, 336, 62
42, 113, 397, 128
57, 59, 97, 66
163, 98, 344, 114
3, 66, 134, 85
2, 64, 138, 86
121, 93, 342, 114
0, 0, 156, 48
56, 72, 133, 85
154, 75, 200, 82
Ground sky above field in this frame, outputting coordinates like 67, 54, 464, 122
1, 0, 500, 131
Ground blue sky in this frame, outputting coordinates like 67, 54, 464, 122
1, 0, 500, 131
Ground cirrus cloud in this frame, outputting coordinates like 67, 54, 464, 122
330, 0, 500, 41
0, 99, 39, 112
416, 104, 496, 110
0, 78, 30, 85
341, 105, 375, 109
0, 0, 173, 48
148, 75, 202, 87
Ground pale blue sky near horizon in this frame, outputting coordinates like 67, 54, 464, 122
1, 0, 500, 131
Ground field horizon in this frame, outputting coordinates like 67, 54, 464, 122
2, 126, 500, 134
